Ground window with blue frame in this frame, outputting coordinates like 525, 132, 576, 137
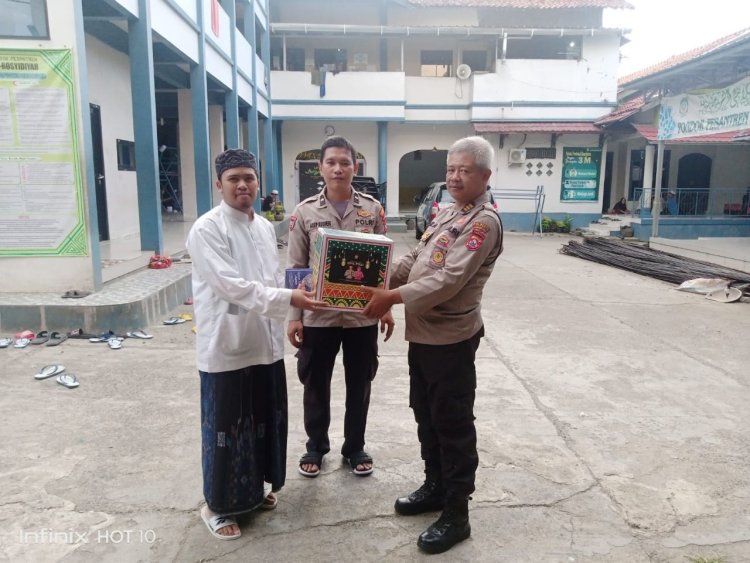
0, 0, 49, 39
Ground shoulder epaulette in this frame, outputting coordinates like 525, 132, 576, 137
355, 191, 379, 204
299, 193, 320, 206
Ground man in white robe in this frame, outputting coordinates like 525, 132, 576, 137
187, 149, 324, 540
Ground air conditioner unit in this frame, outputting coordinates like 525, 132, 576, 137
456, 64, 472, 80
508, 148, 526, 165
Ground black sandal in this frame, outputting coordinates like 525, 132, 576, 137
344, 451, 373, 476
298, 451, 323, 478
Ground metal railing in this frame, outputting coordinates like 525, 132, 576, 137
634, 188, 750, 217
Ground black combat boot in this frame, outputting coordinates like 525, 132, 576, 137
417, 496, 470, 554
394, 479, 444, 515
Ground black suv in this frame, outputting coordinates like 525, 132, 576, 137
352, 176, 385, 204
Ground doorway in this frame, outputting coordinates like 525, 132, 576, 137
677, 153, 712, 215
90, 104, 109, 241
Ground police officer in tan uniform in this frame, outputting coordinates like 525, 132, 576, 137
363, 136, 503, 554
287, 136, 394, 479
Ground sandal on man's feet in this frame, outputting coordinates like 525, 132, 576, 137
200, 506, 241, 541
260, 492, 278, 510
298, 451, 323, 478
344, 451, 374, 476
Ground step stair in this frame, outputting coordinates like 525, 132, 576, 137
582, 214, 641, 237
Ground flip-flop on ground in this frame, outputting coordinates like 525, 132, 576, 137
34, 365, 66, 380
56, 373, 79, 389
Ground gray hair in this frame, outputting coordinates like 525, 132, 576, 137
447, 136, 494, 170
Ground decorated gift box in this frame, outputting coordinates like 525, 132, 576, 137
311, 228, 393, 311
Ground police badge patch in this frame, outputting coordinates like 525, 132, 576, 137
430, 249, 446, 268
471, 222, 490, 238
434, 233, 451, 249
465, 234, 483, 251
289, 216, 298, 231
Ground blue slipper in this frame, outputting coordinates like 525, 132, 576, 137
89, 331, 118, 342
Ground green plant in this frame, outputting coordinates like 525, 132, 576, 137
541, 216, 574, 233
685, 555, 728, 563
561, 214, 573, 232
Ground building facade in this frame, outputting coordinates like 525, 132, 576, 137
269, 0, 629, 232
0, 0, 274, 291
0, 0, 632, 293
599, 28, 750, 240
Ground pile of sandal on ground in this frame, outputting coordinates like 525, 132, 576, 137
0, 330, 68, 348
0, 328, 155, 350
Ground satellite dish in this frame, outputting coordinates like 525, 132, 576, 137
456, 64, 472, 80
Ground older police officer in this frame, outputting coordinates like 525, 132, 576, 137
364, 136, 503, 554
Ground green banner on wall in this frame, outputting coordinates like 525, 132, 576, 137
0, 49, 88, 256
560, 147, 601, 202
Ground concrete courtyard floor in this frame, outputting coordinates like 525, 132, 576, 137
2, 231, 750, 562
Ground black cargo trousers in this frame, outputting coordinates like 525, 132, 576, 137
407, 326, 484, 496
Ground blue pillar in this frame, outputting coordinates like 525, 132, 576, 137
128, 0, 163, 253
224, 0, 240, 147
73, 0, 102, 289
262, 115, 276, 192
246, 108, 259, 163
245, 0, 260, 160
378, 121, 388, 207
193, 0, 212, 215
379, 1, 388, 71
274, 120, 284, 201
260, 10, 277, 194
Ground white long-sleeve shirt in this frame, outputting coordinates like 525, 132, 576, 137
186, 201, 292, 373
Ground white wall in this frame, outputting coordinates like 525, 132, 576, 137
2, 0, 97, 292
386, 123, 475, 216
388, 6, 479, 26
178, 89, 197, 220
152, 0, 199, 64
85, 34, 139, 240
171, 0, 196, 22
205, 43, 233, 89
112, 0, 138, 17
204, 0, 231, 55
488, 133, 604, 215
279, 121, 379, 209
278, 123, 607, 217
208, 105, 224, 208
277, 0, 380, 24
711, 146, 750, 188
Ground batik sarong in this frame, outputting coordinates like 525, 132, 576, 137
200, 359, 287, 515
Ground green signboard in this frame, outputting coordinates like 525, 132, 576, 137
560, 147, 601, 202
0, 49, 87, 256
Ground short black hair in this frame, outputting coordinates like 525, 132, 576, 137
320, 136, 357, 163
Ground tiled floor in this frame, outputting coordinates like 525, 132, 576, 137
100, 216, 195, 282
0, 218, 195, 307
